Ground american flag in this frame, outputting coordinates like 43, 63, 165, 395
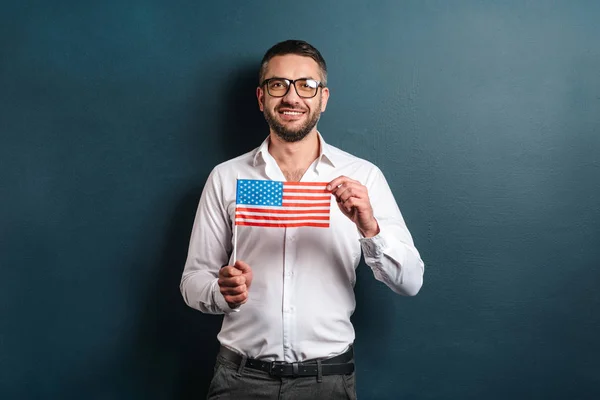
235, 179, 331, 228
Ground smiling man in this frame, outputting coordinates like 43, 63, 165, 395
259, 54, 328, 146
180, 40, 425, 400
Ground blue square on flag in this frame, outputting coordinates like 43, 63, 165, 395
236, 179, 284, 206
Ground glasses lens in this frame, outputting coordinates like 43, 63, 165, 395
267, 79, 290, 97
295, 79, 319, 98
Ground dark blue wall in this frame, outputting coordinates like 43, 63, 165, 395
1, 1, 599, 399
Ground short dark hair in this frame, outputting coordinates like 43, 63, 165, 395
259, 40, 328, 86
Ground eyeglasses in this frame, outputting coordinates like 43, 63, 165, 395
260, 78, 324, 99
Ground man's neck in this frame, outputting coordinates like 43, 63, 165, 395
268, 130, 320, 181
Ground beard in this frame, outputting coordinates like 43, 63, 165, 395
263, 98, 322, 143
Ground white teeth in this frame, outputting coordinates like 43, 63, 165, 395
282, 111, 303, 115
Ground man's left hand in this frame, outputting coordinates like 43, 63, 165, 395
327, 176, 380, 238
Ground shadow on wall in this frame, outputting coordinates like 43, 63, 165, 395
219, 63, 269, 159
131, 64, 268, 399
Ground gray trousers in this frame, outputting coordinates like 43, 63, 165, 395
206, 353, 357, 400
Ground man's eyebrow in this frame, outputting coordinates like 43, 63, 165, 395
266, 76, 317, 81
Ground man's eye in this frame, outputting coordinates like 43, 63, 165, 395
269, 81, 285, 89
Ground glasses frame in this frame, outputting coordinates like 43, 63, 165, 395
260, 78, 325, 99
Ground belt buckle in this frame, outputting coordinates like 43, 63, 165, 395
270, 361, 287, 377
270, 361, 301, 377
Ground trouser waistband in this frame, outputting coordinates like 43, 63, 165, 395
218, 346, 355, 378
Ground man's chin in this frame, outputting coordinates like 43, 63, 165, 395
265, 109, 319, 143
276, 116, 306, 128
273, 129, 310, 143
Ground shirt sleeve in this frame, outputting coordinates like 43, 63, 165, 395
180, 167, 240, 314
359, 167, 425, 296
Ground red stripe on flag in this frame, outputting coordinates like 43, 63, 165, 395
282, 195, 331, 201
283, 188, 329, 193
283, 182, 327, 187
235, 207, 330, 214
281, 202, 331, 207
236, 221, 330, 228
236, 215, 330, 221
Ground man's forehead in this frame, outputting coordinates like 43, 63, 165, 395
264, 54, 321, 79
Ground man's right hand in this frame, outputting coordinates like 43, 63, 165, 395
218, 260, 253, 309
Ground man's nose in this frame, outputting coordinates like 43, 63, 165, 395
282, 82, 301, 103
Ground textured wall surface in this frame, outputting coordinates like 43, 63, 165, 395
1, 1, 599, 399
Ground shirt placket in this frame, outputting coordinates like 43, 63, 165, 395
281, 166, 323, 360
282, 226, 296, 362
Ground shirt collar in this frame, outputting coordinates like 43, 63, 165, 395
252, 131, 337, 170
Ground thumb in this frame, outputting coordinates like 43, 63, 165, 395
234, 260, 253, 288
234, 260, 252, 273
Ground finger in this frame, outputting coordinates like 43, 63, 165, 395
218, 275, 246, 287
327, 176, 358, 192
335, 184, 367, 203
220, 284, 247, 296
340, 196, 363, 212
337, 198, 354, 214
330, 181, 363, 198
341, 196, 374, 215
233, 260, 252, 273
220, 266, 242, 278
327, 176, 361, 193
335, 185, 358, 203
225, 292, 248, 305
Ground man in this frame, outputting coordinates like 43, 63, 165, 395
180, 39, 424, 399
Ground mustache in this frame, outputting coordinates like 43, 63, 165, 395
277, 102, 307, 112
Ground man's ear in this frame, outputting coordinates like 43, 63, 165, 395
256, 87, 264, 112
320, 87, 330, 112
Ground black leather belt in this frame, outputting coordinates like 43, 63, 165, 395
218, 346, 355, 377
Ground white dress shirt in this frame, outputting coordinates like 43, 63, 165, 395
180, 133, 424, 362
